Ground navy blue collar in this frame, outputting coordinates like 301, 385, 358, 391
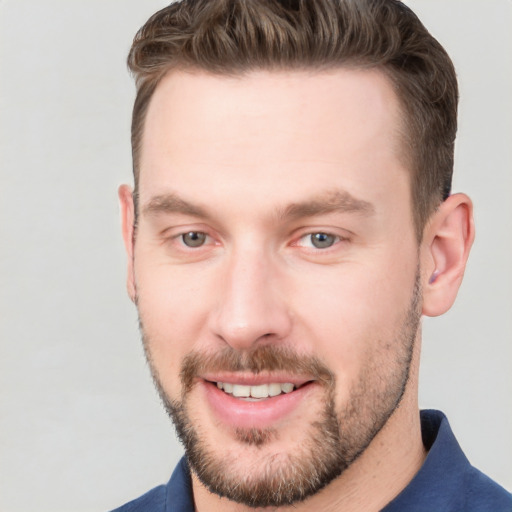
382, 409, 469, 511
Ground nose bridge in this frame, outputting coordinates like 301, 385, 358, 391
211, 242, 291, 350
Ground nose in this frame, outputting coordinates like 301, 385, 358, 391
209, 247, 293, 351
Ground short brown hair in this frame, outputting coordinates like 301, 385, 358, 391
128, 0, 458, 239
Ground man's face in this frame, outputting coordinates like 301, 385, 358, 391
130, 69, 422, 507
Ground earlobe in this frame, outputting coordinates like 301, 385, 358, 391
118, 184, 137, 302
421, 193, 475, 317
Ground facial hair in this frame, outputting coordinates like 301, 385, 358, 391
139, 271, 422, 508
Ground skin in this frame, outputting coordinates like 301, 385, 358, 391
120, 68, 474, 511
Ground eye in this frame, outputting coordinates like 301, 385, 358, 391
297, 232, 339, 249
181, 231, 207, 247
309, 232, 337, 249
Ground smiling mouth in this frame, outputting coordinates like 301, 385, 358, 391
215, 381, 305, 400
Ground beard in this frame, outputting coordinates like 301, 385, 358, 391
139, 272, 422, 508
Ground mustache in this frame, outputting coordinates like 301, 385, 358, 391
180, 345, 334, 393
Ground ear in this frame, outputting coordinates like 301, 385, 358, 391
421, 193, 475, 317
119, 184, 137, 302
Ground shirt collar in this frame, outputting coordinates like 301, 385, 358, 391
381, 409, 470, 511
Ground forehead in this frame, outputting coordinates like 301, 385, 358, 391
139, 68, 409, 218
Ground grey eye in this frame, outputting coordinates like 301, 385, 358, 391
310, 233, 336, 249
182, 231, 207, 247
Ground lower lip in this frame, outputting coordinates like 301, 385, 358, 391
201, 380, 316, 430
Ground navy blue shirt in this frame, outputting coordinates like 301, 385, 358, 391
110, 410, 512, 511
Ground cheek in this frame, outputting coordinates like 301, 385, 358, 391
134, 257, 215, 392
290, 256, 418, 383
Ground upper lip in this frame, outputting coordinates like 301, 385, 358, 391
201, 372, 314, 387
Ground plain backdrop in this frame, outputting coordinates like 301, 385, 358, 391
0, 1, 511, 511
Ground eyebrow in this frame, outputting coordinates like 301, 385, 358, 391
277, 190, 375, 221
142, 194, 209, 218
142, 189, 374, 222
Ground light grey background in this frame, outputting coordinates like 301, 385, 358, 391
0, 1, 510, 511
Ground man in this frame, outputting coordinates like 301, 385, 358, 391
113, 0, 512, 510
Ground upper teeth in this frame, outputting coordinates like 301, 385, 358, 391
217, 382, 295, 398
